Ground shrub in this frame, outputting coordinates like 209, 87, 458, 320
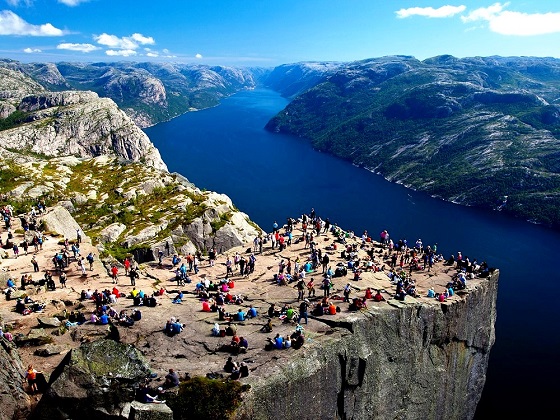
168, 376, 248, 420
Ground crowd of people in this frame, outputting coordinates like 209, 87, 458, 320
0, 201, 495, 399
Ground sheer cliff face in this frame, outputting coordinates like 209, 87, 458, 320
238, 271, 498, 420
0, 338, 31, 420
0, 90, 167, 171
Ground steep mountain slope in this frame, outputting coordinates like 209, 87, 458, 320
0, 69, 167, 171
266, 55, 560, 228
262, 61, 342, 98
0, 60, 261, 127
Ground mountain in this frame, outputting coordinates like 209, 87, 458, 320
0, 66, 167, 171
266, 55, 560, 229
0, 60, 261, 127
262, 61, 343, 98
0, 62, 260, 260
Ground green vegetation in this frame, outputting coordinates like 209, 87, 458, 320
0, 110, 27, 131
168, 376, 248, 420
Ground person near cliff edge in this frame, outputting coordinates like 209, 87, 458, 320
25, 364, 41, 393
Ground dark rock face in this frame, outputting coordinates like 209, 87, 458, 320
236, 271, 498, 420
33, 339, 152, 420
0, 338, 31, 420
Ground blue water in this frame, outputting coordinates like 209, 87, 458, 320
145, 88, 560, 418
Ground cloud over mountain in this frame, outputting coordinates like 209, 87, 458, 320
0, 10, 65, 36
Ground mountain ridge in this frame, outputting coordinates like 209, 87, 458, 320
265, 55, 560, 229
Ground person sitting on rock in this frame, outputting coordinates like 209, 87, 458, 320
99, 312, 109, 325
15, 298, 27, 314
211, 323, 221, 337
261, 318, 273, 333
224, 356, 237, 373
164, 368, 180, 388
239, 336, 248, 353
247, 305, 257, 318
235, 308, 246, 322
172, 291, 184, 304
373, 290, 385, 302
239, 362, 249, 378
137, 383, 165, 404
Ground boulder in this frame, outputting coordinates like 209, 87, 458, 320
58, 200, 76, 213
0, 336, 32, 419
15, 328, 52, 347
40, 205, 90, 244
34, 344, 67, 357
129, 401, 173, 420
34, 339, 152, 420
99, 223, 127, 243
37, 317, 62, 328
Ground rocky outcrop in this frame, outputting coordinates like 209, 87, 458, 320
0, 90, 167, 171
0, 329, 31, 420
236, 271, 498, 420
41, 205, 91, 244
33, 339, 154, 420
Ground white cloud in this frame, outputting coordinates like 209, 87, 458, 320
0, 10, 65, 36
396, 5, 466, 19
57, 42, 100, 53
195, 53, 203, 59
58, 0, 89, 5
23, 47, 41, 53
462, 3, 560, 35
162, 48, 170, 54
94, 32, 155, 56
131, 33, 154, 45
106, 49, 137, 57
146, 52, 158, 57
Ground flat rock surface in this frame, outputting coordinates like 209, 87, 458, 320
0, 211, 485, 396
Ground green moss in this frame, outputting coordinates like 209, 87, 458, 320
210, 211, 232, 233
168, 376, 248, 420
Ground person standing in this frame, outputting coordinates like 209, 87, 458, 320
86, 252, 95, 271
111, 265, 118, 284
76, 229, 82, 244
59, 271, 67, 288
124, 257, 131, 276
31, 255, 39, 272
298, 299, 309, 324
25, 364, 41, 394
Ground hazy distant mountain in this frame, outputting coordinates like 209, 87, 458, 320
262, 61, 343, 98
0, 60, 260, 127
266, 55, 560, 228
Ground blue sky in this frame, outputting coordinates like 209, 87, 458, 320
1, 0, 559, 66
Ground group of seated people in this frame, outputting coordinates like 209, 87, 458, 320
164, 317, 185, 336
265, 325, 305, 351
15, 297, 45, 315
267, 303, 299, 323
311, 297, 339, 316
223, 357, 249, 379
131, 287, 159, 307
88, 305, 141, 327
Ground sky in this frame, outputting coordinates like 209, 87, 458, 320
0, 0, 559, 66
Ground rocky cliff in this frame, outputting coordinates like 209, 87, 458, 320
0, 325, 31, 420
1, 60, 261, 127
0, 88, 167, 171
237, 270, 498, 420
